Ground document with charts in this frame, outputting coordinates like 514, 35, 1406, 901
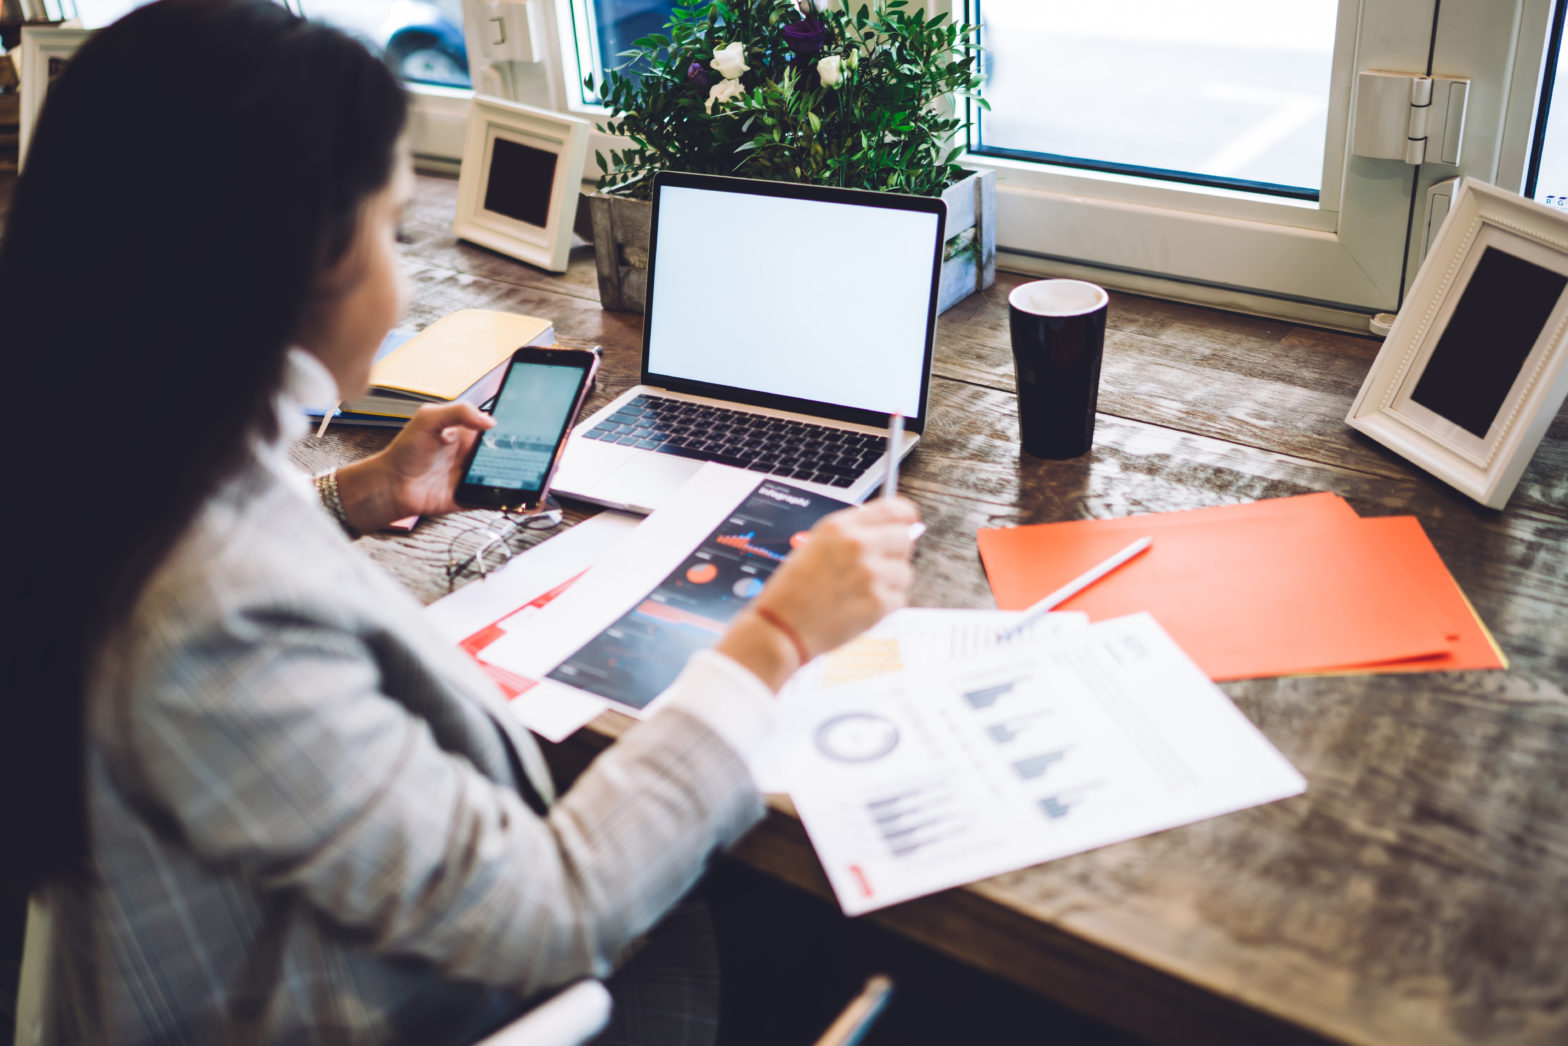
781, 613, 1306, 915
479, 464, 851, 720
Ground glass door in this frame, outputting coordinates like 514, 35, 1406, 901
948, 0, 1562, 321
1400, 0, 1555, 298
974, 1, 1337, 200
1528, 0, 1568, 208
943, 0, 1428, 320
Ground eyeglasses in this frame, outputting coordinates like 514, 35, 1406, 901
444, 497, 565, 587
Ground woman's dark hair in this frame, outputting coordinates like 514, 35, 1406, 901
0, 0, 406, 890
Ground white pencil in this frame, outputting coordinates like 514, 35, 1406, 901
997, 536, 1153, 640
880, 412, 904, 499
315, 403, 339, 438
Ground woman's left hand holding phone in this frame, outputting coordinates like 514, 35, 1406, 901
333, 403, 495, 534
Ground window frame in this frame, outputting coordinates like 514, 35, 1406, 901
1401, 0, 1556, 292
942, 0, 1430, 318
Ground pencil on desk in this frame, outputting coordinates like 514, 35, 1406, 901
997, 536, 1153, 640
316, 403, 339, 438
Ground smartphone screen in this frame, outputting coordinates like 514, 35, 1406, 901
458, 349, 596, 508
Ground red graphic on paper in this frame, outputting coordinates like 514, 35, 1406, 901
458, 571, 586, 699
715, 531, 787, 562
633, 599, 725, 635
849, 864, 874, 898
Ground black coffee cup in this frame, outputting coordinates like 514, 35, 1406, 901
1007, 279, 1109, 459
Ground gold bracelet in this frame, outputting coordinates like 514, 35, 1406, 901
314, 468, 361, 540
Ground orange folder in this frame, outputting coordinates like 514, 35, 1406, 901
977, 496, 1500, 681
1333, 515, 1505, 674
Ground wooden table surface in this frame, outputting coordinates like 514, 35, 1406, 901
14, 170, 1565, 1045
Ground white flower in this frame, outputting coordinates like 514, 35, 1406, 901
705, 77, 746, 113
710, 42, 750, 81
817, 54, 843, 88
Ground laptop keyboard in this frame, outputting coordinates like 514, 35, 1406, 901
581, 394, 887, 488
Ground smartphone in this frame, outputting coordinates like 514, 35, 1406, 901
456, 346, 599, 510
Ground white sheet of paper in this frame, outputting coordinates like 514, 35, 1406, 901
751, 608, 1092, 792
504, 679, 614, 744
425, 511, 641, 642
782, 613, 1307, 915
424, 511, 641, 741
479, 463, 765, 718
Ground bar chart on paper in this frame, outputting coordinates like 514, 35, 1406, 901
864, 780, 968, 860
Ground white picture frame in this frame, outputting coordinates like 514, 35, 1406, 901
18, 26, 91, 173
1346, 178, 1568, 509
454, 95, 590, 274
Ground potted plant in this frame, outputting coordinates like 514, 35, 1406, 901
584, 0, 993, 313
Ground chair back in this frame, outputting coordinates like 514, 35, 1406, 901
13, 896, 53, 1046
11, 895, 609, 1046
471, 980, 612, 1046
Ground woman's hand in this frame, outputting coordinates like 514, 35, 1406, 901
716, 497, 920, 692
332, 403, 494, 534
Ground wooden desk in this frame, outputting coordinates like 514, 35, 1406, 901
16, 170, 1566, 1045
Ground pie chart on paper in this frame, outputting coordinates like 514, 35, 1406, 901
685, 562, 719, 584
814, 712, 901, 763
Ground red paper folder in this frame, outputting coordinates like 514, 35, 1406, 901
977, 496, 1503, 681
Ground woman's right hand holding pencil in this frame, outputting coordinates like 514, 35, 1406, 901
715, 497, 921, 693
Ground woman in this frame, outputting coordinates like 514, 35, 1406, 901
0, 2, 918, 1042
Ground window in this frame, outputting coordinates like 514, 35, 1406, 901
938, 0, 1560, 323
305, 0, 473, 88
73, 0, 146, 27
1528, 0, 1568, 205
973, 1, 1337, 199
76, 1, 474, 88
569, 0, 679, 104
297, 1, 478, 162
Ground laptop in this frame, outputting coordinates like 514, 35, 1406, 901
549, 171, 947, 515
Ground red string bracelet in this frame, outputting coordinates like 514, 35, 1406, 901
754, 606, 810, 666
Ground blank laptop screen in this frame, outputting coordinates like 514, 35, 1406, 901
644, 183, 942, 420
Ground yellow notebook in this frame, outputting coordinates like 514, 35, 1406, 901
342, 309, 555, 419
370, 309, 554, 400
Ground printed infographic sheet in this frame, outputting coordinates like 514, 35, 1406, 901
480, 464, 850, 720
545, 479, 845, 708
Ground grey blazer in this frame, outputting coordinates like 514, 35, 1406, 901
40, 435, 765, 1045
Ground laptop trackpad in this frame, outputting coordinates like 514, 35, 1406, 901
553, 439, 629, 492
599, 455, 704, 513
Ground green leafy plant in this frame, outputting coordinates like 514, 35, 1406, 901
590, 0, 986, 199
